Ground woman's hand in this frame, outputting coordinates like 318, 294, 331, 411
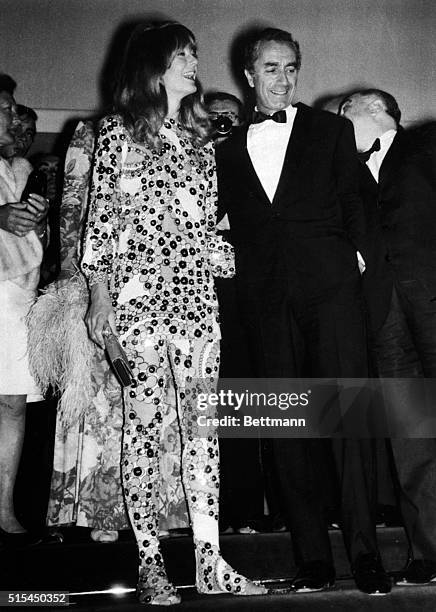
86, 282, 117, 349
0, 194, 49, 237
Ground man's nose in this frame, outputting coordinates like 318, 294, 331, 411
276, 69, 289, 85
11, 113, 20, 130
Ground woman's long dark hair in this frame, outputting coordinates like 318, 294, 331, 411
114, 21, 210, 149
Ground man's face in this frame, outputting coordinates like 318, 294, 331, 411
245, 41, 299, 115
15, 116, 36, 157
0, 91, 18, 147
37, 155, 59, 201
207, 99, 241, 127
340, 94, 376, 152
207, 98, 241, 142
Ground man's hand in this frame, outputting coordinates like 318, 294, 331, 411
25, 193, 49, 223
86, 282, 117, 349
0, 194, 49, 237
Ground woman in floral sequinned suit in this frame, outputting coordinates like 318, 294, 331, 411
81, 22, 266, 606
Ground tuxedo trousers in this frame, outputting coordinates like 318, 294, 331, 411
239, 270, 377, 565
216, 277, 265, 529
373, 281, 436, 561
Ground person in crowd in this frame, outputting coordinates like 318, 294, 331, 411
340, 89, 436, 586
0, 99, 58, 287
81, 21, 267, 605
46, 120, 188, 543
205, 90, 280, 535
0, 73, 16, 96
1, 105, 37, 204
316, 91, 401, 532
207, 90, 259, 533
0, 84, 48, 547
12, 105, 37, 159
31, 153, 61, 286
216, 27, 390, 595
32, 154, 59, 202
44, 120, 130, 543
205, 91, 245, 144
2, 106, 37, 161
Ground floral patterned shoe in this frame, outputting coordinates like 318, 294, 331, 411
137, 561, 181, 606
195, 540, 268, 596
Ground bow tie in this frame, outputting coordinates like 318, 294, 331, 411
358, 138, 381, 163
252, 109, 287, 124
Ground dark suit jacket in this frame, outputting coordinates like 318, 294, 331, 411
216, 103, 365, 304
359, 124, 436, 333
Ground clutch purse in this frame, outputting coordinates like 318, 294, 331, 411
102, 325, 135, 387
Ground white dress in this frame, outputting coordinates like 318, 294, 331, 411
0, 157, 42, 400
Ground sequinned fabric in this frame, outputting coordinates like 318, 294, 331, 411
81, 114, 234, 343
80, 115, 239, 601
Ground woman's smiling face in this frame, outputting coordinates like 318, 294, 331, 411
162, 44, 198, 105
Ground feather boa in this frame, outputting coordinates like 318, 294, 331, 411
26, 273, 96, 428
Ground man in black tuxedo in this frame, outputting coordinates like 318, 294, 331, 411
341, 89, 436, 585
216, 28, 390, 595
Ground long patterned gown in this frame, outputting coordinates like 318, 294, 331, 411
47, 121, 189, 530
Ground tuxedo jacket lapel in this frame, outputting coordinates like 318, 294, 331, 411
272, 103, 312, 207
378, 130, 403, 196
360, 161, 378, 194
233, 125, 271, 207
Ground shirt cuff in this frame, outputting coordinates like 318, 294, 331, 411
357, 250, 366, 274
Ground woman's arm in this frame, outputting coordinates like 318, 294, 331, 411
81, 116, 124, 344
58, 121, 95, 280
203, 144, 235, 278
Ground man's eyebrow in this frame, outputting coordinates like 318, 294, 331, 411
263, 60, 298, 67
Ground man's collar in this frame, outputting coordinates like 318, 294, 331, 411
379, 129, 397, 147
284, 104, 297, 121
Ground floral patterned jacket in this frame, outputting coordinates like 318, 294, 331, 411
59, 120, 95, 275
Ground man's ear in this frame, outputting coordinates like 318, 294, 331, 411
244, 69, 255, 88
367, 99, 385, 116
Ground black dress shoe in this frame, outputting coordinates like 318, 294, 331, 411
0, 526, 41, 549
291, 561, 335, 593
396, 559, 436, 585
352, 553, 391, 595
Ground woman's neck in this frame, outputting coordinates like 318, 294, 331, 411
166, 95, 181, 121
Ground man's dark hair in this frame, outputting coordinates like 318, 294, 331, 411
352, 88, 401, 126
204, 91, 245, 119
244, 28, 301, 73
16, 104, 38, 123
0, 73, 17, 95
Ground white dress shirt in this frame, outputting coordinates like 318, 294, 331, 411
367, 129, 397, 183
247, 105, 297, 202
